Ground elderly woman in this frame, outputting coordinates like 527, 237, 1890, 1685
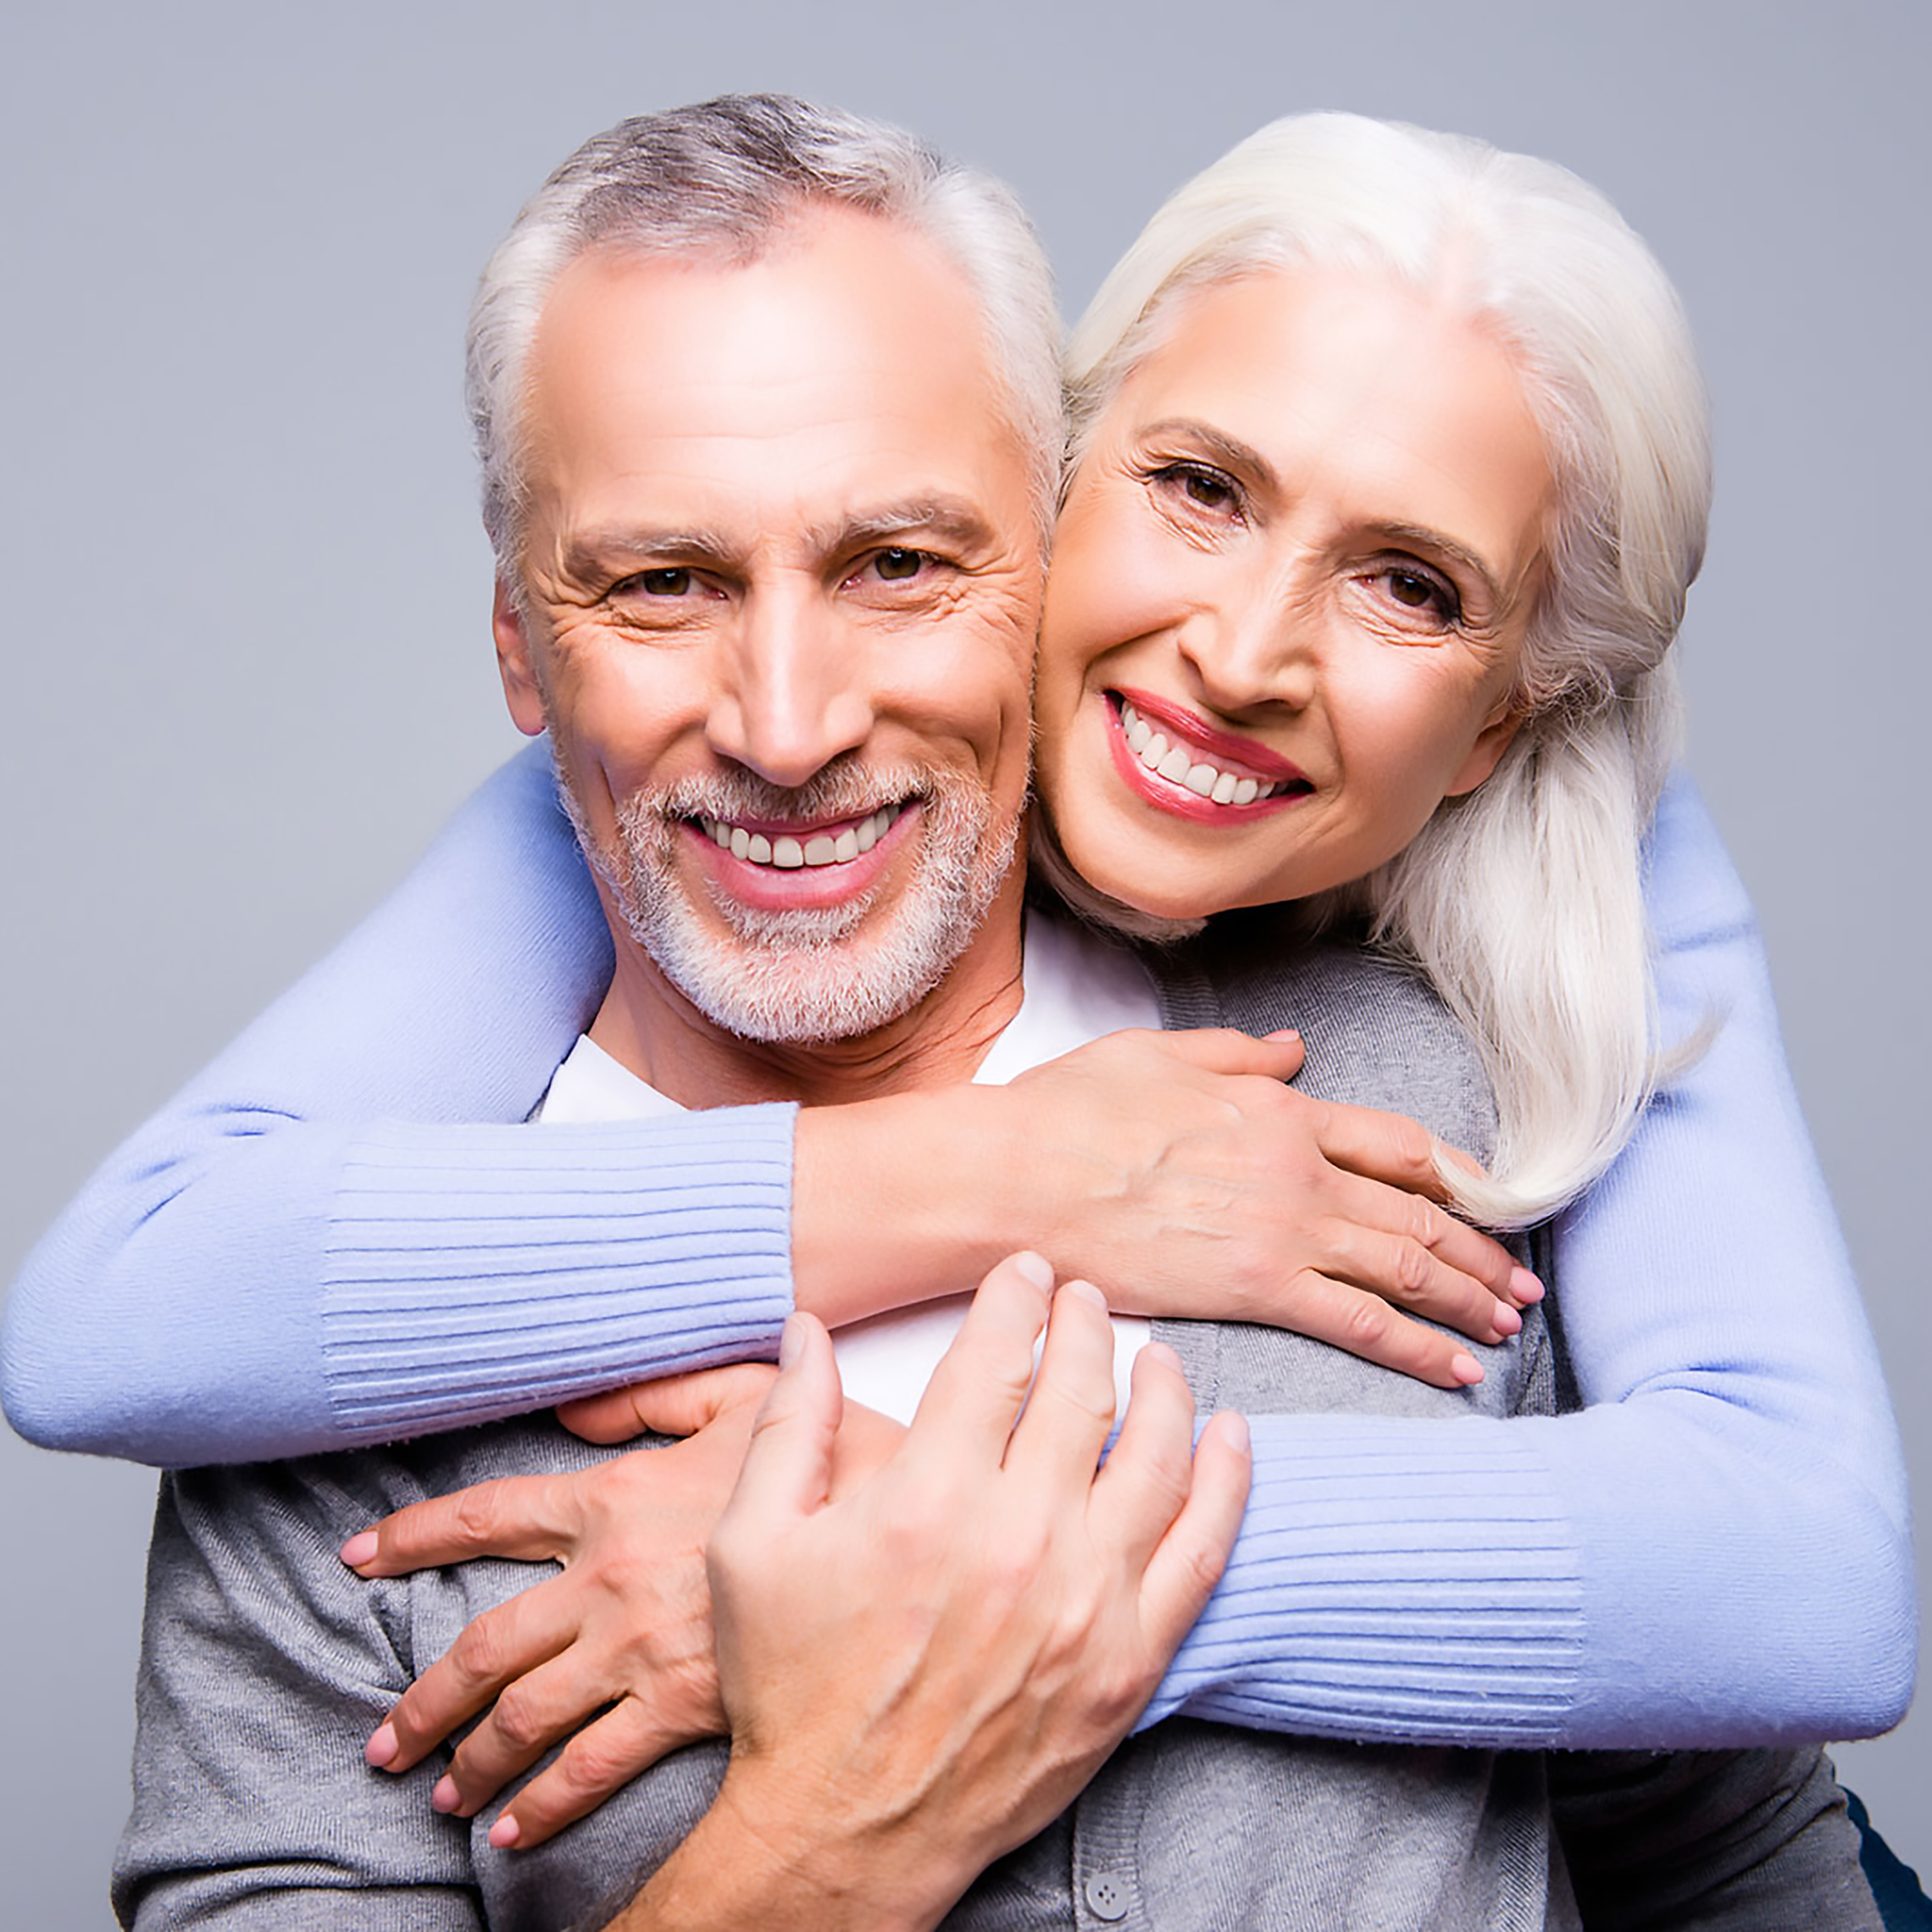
7, 97, 1910, 1856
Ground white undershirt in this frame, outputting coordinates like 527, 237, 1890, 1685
533, 910, 1161, 1424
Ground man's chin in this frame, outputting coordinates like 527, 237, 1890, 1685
649, 907, 970, 1044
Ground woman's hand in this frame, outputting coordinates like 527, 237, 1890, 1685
795, 1027, 1538, 1390
341, 1362, 905, 1849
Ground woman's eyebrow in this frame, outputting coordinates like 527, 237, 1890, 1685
1368, 521, 1511, 608
1137, 417, 1280, 492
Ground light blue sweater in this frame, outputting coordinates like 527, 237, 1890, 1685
2, 742, 1915, 1746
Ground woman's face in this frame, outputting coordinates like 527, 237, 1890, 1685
1033, 267, 1554, 920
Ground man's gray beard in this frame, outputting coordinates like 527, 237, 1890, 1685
564, 759, 1018, 1044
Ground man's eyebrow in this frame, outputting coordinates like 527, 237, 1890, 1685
559, 525, 741, 577
812, 497, 1001, 555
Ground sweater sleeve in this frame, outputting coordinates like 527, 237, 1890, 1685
1, 741, 795, 1466
1143, 774, 1916, 1746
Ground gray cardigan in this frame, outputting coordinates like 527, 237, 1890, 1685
113, 936, 1878, 1929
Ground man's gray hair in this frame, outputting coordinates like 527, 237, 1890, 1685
466, 94, 1063, 571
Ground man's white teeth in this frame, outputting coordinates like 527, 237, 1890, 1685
1120, 701, 1287, 807
702, 803, 904, 869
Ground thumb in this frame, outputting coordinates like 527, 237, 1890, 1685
723, 1312, 843, 1528
560, 1361, 780, 1443
1155, 1025, 1306, 1082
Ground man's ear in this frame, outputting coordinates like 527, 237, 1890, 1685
1443, 702, 1526, 798
492, 577, 548, 738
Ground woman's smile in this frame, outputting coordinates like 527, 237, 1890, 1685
1034, 265, 1551, 922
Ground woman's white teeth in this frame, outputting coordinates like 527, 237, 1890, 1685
704, 804, 903, 869
1119, 701, 1285, 807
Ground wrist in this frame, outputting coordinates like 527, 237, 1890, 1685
623, 1754, 952, 1932
792, 1086, 1033, 1327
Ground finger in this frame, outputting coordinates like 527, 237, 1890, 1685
720, 1312, 841, 1529
903, 1251, 1056, 1466
1136, 1407, 1253, 1654
1141, 1025, 1307, 1084
1001, 1278, 1120, 1489
366, 1584, 578, 1774
1311, 1190, 1518, 1342
1088, 1340, 1199, 1573
486, 1696, 715, 1851
560, 1361, 780, 1444
430, 1641, 628, 1819
341, 1473, 581, 1576
1307, 1097, 1459, 1203
1254, 1268, 1489, 1389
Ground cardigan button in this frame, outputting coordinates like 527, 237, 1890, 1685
1083, 1869, 1132, 1922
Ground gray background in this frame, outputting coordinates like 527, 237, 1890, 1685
3, 0, 1925, 1919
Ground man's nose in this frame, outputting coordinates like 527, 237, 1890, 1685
706, 590, 876, 788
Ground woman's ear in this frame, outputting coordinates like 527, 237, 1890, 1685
493, 577, 549, 738
1443, 703, 1526, 797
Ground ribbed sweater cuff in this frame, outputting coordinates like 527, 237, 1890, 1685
320, 1107, 796, 1440
1149, 1414, 1585, 1745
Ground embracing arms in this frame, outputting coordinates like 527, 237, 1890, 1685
9, 751, 1917, 1749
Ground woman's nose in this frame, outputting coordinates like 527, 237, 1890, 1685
1178, 583, 1321, 717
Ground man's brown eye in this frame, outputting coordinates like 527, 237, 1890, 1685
874, 548, 923, 580
641, 569, 691, 596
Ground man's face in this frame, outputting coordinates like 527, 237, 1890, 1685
496, 208, 1042, 1045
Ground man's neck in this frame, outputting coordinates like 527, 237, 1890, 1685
586, 872, 1028, 1110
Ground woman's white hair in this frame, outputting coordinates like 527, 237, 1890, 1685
1049, 112, 1714, 1224
465, 94, 1064, 573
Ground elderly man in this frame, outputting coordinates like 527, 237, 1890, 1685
111, 97, 1876, 1932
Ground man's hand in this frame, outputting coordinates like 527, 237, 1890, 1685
796, 1026, 1539, 1387
622, 1252, 1251, 1932
341, 1363, 904, 1848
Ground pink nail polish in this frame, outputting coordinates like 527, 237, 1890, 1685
431, 1775, 460, 1815
1510, 1266, 1545, 1305
340, 1530, 378, 1569
1451, 1352, 1485, 1386
489, 1814, 523, 1850
364, 1722, 398, 1770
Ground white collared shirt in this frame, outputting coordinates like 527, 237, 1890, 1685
533, 910, 1160, 1424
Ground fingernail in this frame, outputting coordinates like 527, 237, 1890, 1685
1510, 1267, 1544, 1305
364, 1723, 398, 1769
1264, 1028, 1300, 1042
1218, 1409, 1251, 1453
777, 1312, 805, 1371
1060, 1277, 1108, 1310
431, 1774, 461, 1815
489, 1812, 522, 1850
340, 1531, 378, 1569
1492, 1303, 1523, 1337
1010, 1251, 1055, 1290
1451, 1352, 1485, 1386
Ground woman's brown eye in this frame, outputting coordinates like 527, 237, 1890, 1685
1184, 472, 1232, 508
874, 547, 923, 580
1390, 572, 1433, 608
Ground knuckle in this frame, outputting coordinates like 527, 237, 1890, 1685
1337, 1293, 1395, 1353
1393, 1240, 1435, 1297
489, 1688, 545, 1754
448, 1618, 508, 1688
451, 1485, 504, 1543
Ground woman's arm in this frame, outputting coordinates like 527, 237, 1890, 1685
1151, 774, 1915, 1744
1, 742, 796, 1463
3, 751, 1524, 1465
